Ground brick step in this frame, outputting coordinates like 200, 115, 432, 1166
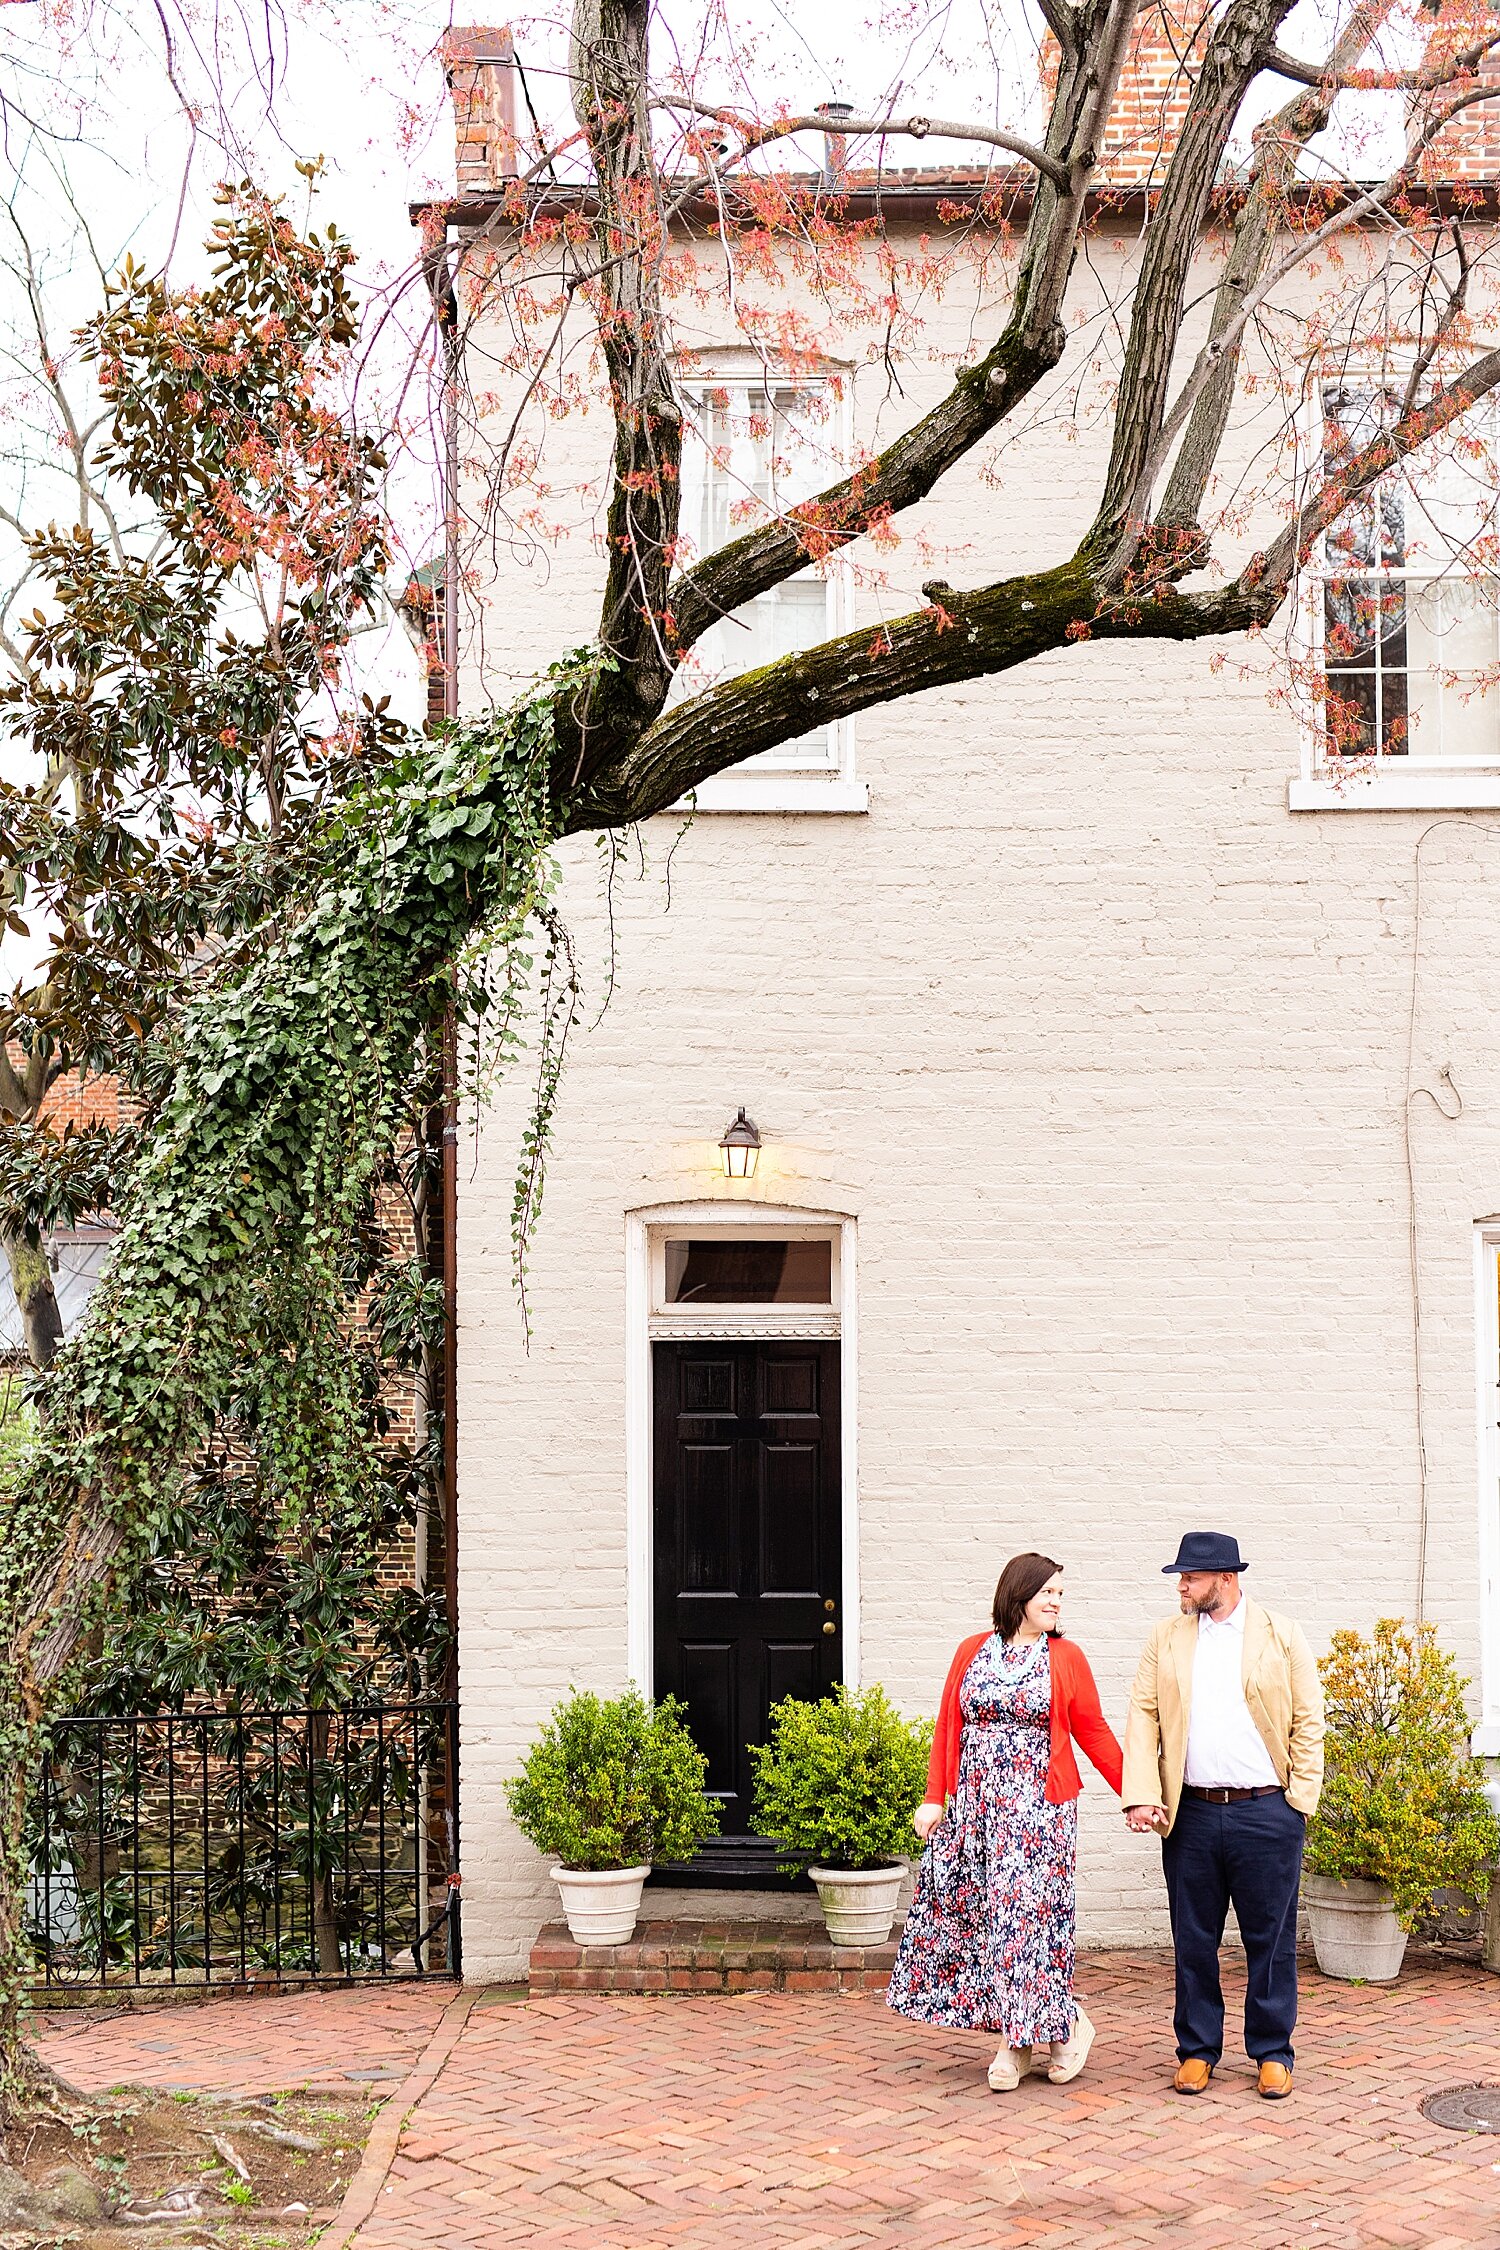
528, 1918, 898, 1995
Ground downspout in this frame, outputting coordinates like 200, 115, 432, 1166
421, 208, 465, 1968
420, 205, 463, 1698
441, 253, 461, 1706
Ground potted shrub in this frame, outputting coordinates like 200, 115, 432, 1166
750, 1684, 932, 1944
505, 1686, 719, 1943
1304, 1620, 1500, 1982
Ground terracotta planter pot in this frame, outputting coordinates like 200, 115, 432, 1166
551, 1863, 649, 1945
809, 1862, 905, 1946
1304, 1873, 1408, 1982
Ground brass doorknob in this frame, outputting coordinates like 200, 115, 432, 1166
822, 1621, 836, 1635
823, 1598, 836, 1612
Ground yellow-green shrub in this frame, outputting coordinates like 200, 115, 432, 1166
1306, 1620, 1499, 1927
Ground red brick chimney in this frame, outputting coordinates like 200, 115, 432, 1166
1409, 6, 1500, 185
441, 26, 519, 193
1094, 1, 1210, 186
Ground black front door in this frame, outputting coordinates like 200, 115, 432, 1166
653, 1339, 842, 1837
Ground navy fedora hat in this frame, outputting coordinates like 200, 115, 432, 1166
1162, 1531, 1247, 1576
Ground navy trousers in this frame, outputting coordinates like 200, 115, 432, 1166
1160, 1790, 1305, 2068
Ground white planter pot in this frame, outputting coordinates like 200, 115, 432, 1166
809, 1863, 906, 1946
1304, 1873, 1408, 1983
551, 1864, 649, 1946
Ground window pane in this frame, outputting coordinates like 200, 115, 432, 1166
695, 385, 829, 553
1323, 576, 1407, 754
1408, 576, 1499, 674
665, 1240, 833, 1305
1408, 578, 1500, 759
1325, 573, 1380, 662
1325, 669, 1379, 755
1322, 383, 1406, 569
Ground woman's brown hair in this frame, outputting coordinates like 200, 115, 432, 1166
992, 1552, 1063, 1642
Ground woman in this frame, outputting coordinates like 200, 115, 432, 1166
887, 1552, 1123, 2090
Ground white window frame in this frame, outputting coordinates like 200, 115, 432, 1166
670, 360, 867, 815
1472, 1226, 1500, 1754
1289, 373, 1500, 812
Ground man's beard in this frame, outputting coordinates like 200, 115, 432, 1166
1181, 1591, 1220, 1615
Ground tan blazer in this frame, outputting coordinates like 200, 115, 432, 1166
1121, 1600, 1325, 1833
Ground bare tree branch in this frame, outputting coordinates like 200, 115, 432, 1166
664, 0, 1140, 653
650, 98, 1070, 189
1155, 0, 1399, 540
1131, 54, 1500, 555
1094, 0, 1302, 545
564, 0, 683, 784
1263, 28, 1500, 93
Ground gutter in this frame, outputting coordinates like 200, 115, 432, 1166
411, 173, 1500, 233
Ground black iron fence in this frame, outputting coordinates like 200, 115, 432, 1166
26, 1702, 460, 1990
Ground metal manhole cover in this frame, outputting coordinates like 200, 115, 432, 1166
1421, 2084, 1500, 2132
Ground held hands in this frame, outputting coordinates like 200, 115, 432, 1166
1125, 1804, 1169, 1834
913, 1802, 945, 1842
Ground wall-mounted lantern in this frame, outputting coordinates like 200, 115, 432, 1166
719, 1107, 761, 1180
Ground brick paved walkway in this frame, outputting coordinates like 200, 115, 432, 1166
33, 1981, 450, 2095
24, 1952, 1500, 2247
369, 1952, 1500, 2250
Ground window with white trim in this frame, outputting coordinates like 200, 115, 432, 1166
1295, 378, 1500, 807
671, 373, 865, 812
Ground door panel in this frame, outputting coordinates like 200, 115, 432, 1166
653, 1340, 841, 1836
759, 1445, 819, 1590
764, 1638, 822, 1709
680, 1446, 737, 1590
678, 1641, 737, 1797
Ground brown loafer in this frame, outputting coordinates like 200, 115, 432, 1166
1257, 2061, 1293, 2100
1173, 2058, 1214, 2094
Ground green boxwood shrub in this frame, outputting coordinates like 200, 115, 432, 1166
1305, 1620, 1500, 1927
504, 1686, 720, 1870
749, 1684, 933, 1873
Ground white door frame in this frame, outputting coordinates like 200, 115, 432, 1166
624, 1201, 859, 1696
1472, 1226, 1500, 1753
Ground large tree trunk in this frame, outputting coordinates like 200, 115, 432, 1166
0, 1227, 63, 1372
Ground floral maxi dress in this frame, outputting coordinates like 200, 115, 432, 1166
886, 1633, 1078, 2046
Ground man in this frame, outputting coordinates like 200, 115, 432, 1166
1122, 1532, 1324, 2100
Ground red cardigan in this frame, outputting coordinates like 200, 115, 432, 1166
926, 1632, 1124, 1807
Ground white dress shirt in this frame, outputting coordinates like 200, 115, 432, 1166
1183, 1599, 1280, 1789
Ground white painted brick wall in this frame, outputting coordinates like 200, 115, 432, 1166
450, 220, 1500, 1979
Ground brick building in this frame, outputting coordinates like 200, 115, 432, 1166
425, 18, 1500, 1978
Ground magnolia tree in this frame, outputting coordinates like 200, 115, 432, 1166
3, 0, 1500, 2128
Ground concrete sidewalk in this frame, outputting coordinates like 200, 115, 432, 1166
32, 1949, 1500, 2248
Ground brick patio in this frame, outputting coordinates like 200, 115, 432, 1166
32, 1979, 450, 2096
28, 1949, 1500, 2247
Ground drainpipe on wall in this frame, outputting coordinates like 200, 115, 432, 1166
420, 207, 463, 1707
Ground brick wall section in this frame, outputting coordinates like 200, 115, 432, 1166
8, 1059, 130, 1131
1411, 12, 1500, 184
1091, 2, 1208, 186
528, 1920, 897, 1995
440, 27, 517, 194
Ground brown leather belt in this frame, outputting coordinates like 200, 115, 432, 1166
1183, 1784, 1282, 1805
